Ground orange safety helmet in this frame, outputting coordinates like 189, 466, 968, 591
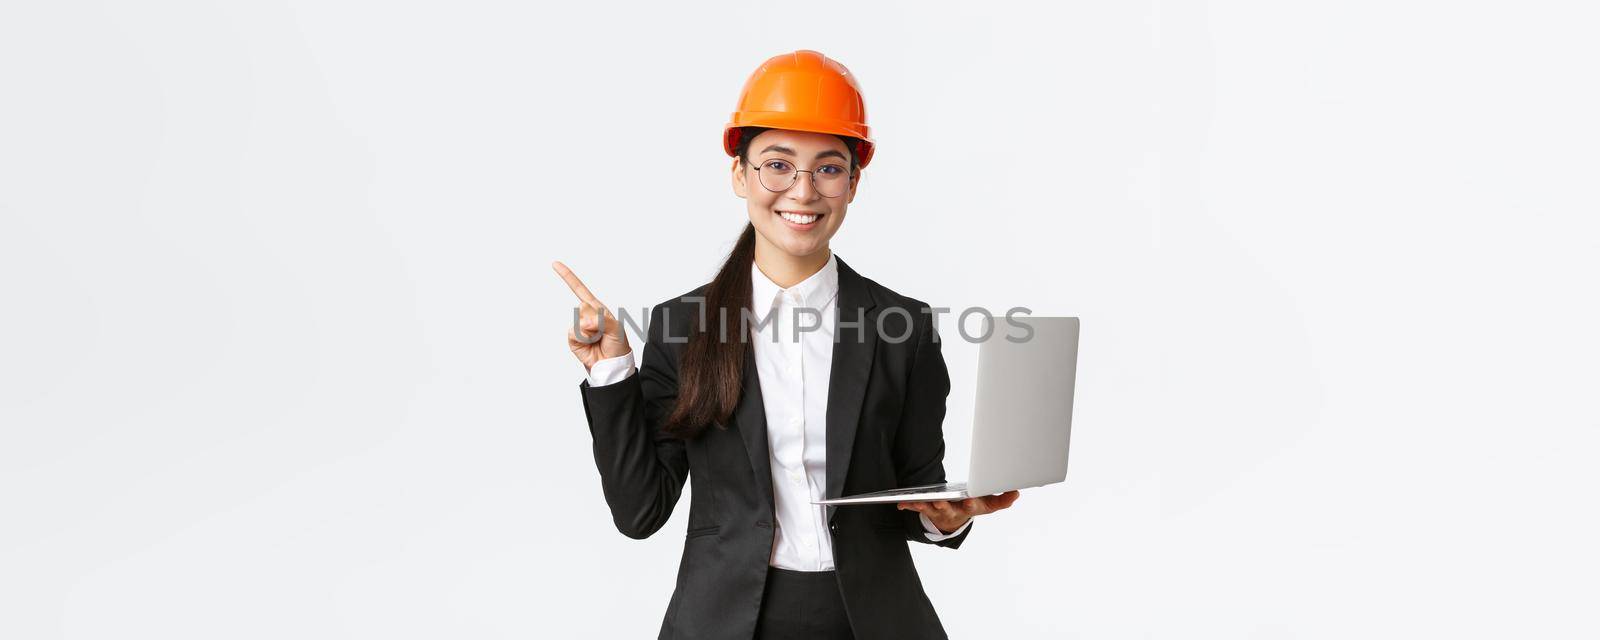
723, 50, 875, 169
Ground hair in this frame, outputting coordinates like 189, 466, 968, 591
660, 126, 863, 440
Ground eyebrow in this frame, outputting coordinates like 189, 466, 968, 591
759, 144, 848, 162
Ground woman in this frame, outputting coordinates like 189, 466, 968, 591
553, 50, 1020, 640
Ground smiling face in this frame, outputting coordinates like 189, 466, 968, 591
731, 128, 860, 260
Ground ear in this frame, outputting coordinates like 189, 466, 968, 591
731, 157, 749, 199
845, 170, 861, 204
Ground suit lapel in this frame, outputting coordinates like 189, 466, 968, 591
733, 343, 776, 520
824, 256, 878, 524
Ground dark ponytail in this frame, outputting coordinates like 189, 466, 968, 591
661, 126, 861, 440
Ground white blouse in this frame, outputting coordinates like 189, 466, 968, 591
585, 252, 968, 571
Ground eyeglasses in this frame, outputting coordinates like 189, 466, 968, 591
750, 158, 854, 198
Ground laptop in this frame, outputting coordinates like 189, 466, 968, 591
814, 316, 1080, 505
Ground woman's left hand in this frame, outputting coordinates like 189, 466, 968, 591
897, 490, 1021, 534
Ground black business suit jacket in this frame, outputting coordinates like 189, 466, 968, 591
577, 255, 970, 640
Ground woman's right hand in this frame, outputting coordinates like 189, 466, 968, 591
553, 260, 632, 370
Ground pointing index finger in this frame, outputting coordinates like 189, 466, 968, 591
551, 261, 602, 306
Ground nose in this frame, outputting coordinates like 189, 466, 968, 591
785, 170, 821, 203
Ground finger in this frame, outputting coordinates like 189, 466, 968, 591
575, 300, 621, 337
986, 490, 1021, 511
570, 309, 605, 345
552, 261, 602, 306
582, 304, 605, 333
576, 299, 620, 337
578, 306, 598, 334
572, 323, 601, 347
570, 323, 601, 346
598, 306, 624, 337
902, 501, 942, 517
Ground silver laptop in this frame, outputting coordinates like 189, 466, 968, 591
814, 316, 1080, 505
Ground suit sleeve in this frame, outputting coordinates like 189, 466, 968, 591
577, 303, 688, 540
891, 306, 972, 549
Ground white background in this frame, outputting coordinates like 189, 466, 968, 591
3, 1, 1597, 638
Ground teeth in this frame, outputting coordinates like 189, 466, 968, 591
779, 211, 818, 224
